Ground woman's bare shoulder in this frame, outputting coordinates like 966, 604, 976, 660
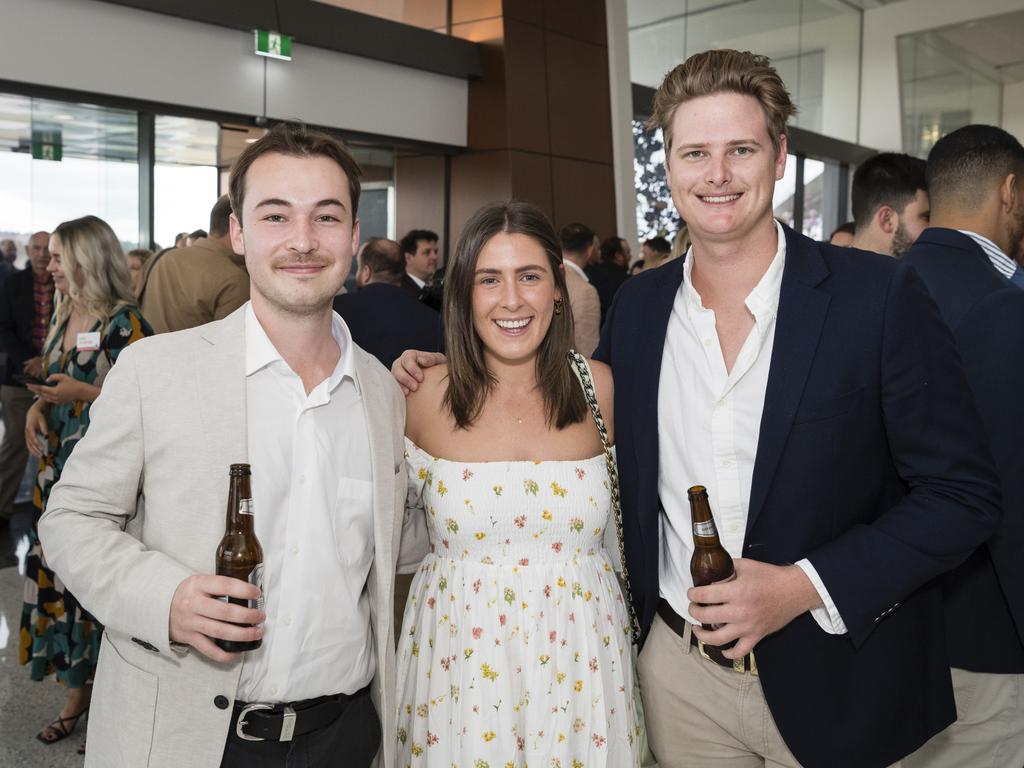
405, 363, 450, 441
585, 358, 615, 442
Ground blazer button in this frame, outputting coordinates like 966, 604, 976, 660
214, 695, 230, 710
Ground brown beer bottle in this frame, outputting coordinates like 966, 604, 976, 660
214, 463, 264, 653
688, 485, 735, 633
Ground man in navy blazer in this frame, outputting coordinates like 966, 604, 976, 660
902, 125, 1024, 767
595, 50, 1001, 768
334, 237, 441, 371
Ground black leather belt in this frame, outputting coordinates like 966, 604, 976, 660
657, 598, 758, 676
232, 685, 370, 742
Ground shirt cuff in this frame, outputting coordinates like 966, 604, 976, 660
795, 558, 848, 635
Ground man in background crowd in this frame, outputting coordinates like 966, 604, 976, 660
399, 229, 439, 301
849, 152, 930, 258
0, 231, 52, 523
586, 236, 631, 323
903, 124, 1024, 768
0, 239, 18, 280
140, 195, 249, 333
640, 235, 673, 270
333, 237, 441, 370
828, 221, 855, 246
558, 222, 601, 356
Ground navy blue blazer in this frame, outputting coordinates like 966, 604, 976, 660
594, 224, 1001, 768
905, 228, 1024, 673
333, 282, 441, 371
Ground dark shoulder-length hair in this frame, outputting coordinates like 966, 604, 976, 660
442, 201, 587, 431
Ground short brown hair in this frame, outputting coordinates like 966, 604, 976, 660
443, 201, 586, 431
359, 237, 405, 285
228, 123, 362, 226
648, 49, 797, 156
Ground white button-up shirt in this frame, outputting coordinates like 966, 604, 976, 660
657, 221, 845, 635
237, 303, 375, 703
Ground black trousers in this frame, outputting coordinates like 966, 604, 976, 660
220, 689, 380, 768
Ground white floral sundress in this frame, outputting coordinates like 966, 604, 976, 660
396, 437, 641, 767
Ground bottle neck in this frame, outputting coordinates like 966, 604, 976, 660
225, 475, 255, 533
689, 493, 722, 546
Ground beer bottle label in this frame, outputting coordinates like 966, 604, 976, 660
693, 520, 717, 537
239, 498, 254, 516
249, 563, 265, 612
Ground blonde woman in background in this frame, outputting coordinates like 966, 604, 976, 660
669, 224, 690, 262
20, 215, 152, 751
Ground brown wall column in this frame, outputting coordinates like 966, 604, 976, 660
449, 0, 617, 244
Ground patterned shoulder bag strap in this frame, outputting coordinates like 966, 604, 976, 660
567, 350, 641, 645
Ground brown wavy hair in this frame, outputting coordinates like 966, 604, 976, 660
647, 49, 797, 156
442, 201, 586, 431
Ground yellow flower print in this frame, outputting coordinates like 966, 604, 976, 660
492, 484, 503, 496
482, 731, 496, 742
524, 479, 539, 495
557, 576, 566, 587
542, 509, 553, 521
574, 680, 584, 692
538, 653, 551, 665
411, 743, 423, 756
475, 532, 487, 540
551, 481, 568, 498
481, 663, 499, 681
436, 480, 448, 496
556, 672, 567, 683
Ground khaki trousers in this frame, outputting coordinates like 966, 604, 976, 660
903, 667, 1024, 768
0, 385, 34, 518
637, 614, 903, 768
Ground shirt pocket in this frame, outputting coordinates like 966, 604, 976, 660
331, 477, 375, 568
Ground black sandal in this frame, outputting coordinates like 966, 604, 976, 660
36, 707, 88, 744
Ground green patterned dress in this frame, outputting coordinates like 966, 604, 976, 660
19, 304, 152, 686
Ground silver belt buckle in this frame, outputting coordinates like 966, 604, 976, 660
236, 703, 273, 742
280, 705, 297, 742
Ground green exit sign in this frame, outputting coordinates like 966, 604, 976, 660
255, 30, 292, 61
31, 128, 62, 161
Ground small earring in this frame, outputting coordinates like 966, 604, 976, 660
554, 298, 563, 315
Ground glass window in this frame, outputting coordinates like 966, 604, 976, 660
154, 115, 220, 250
773, 153, 799, 229
802, 157, 825, 240
0, 94, 139, 253
632, 120, 680, 242
898, 29, 1002, 158
627, 0, 861, 143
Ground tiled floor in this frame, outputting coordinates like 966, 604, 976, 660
0, 561, 85, 767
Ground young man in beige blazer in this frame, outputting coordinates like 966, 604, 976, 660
38, 124, 421, 768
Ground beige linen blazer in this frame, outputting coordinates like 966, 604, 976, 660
564, 265, 601, 357
39, 307, 411, 768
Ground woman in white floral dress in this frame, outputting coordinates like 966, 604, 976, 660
396, 202, 640, 767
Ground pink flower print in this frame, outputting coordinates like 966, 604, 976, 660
499, 614, 507, 626
517, 735, 525, 751
549, 630, 557, 643
472, 627, 483, 639
442, 538, 450, 549
472, 578, 482, 594
440, 656, 451, 671
543, 585, 552, 598
426, 732, 439, 746
569, 612, 576, 623
518, 558, 529, 566
589, 657, 599, 672
462, 468, 473, 481
551, 542, 563, 553
427, 597, 436, 609
575, 467, 586, 480
514, 515, 527, 528
592, 733, 606, 748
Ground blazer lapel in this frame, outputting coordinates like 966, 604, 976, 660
195, 308, 248, 467
632, 260, 685, 538
747, 228, 830, 534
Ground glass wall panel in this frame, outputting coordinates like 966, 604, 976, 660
627, 0, 861, 143
0, 94, 139, 254
802, 157, 825, 239
154, 115, 220, 249
898, 31, 1002, 158
773, 153, 799, 229
632, 119, 680, 242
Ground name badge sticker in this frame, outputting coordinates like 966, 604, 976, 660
77, 331, 101, 352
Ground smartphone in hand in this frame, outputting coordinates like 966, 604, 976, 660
13, 373, 53, 387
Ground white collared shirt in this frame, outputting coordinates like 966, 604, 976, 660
408, 273, 427, 289
958, 229, 1017, 279
657, 221, 846, 635
237, 302, 375, 703
563, 258, 590, 282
